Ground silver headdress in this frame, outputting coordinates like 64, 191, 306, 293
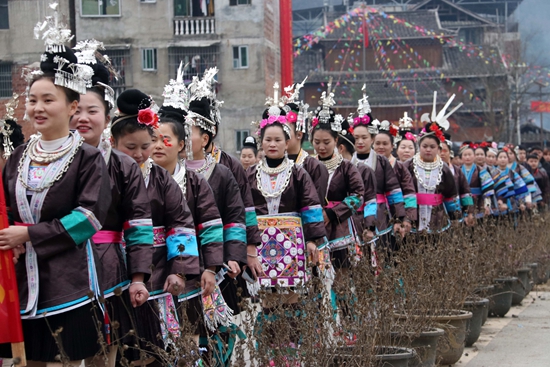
311, 77, 342, 133
163, 62, 191, 111
254, 82, 292, 138
282, 77, 309, 133
33, 2, 92, 94
347, 84, 378, 135
394, 111, 416, 147
0, 94, 19, 159
74, 39, 116, 108
162, 62, 194, 159
187, 67, 223, 136
34, 2, 73, 53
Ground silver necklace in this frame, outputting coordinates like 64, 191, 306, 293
319, 152, 343, 173
141, 158, 153, 181
413, 154, 443, 191
295, 149, 309, 167
256, 157, 293, 198
18, 133, 83, 192
173, 160, 187, 197
28, 135, 75, 164
196, 153, 214, 174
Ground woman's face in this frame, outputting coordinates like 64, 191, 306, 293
397, 140, 415, 161
262, 125, 288, 159
190, 125, 208, 159
152, 123, 184, 172
70, 91, 109, 147
312, 129, 337, 159
240, 147, 257, 170
352, 125, 372, 154
27, 78, 77, 139
543, 152, 550, 162
486, 152, 497, 166
114, 129, 155, 165
461, 148, 475, 165
373, 133, 393, 158
419, 137, 440, 162
497, 152, 510, 168
440, 143, 451, 163
474, 148, 486, 166
507, 150, 516, 163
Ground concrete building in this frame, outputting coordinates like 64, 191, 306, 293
0, 0, 281, 154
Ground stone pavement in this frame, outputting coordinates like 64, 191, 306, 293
457, 289, 550, 367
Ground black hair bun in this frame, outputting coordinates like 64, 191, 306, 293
40, 49, 78, 75
90, 61, 110, 87
286, 103, 299, 112
159, 105, 187, 123
243, 135, 257, 148
189, 97, 211, 120
116, 89, 152, 115
443, 132, 451, 141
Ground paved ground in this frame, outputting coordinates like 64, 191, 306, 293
457, 288, 550, 367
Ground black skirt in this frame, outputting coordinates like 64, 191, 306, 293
220, 276, 243, 316
132, 299, 165, 362
21, 302, 104, 362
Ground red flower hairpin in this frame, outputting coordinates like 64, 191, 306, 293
138, 108, 160, 130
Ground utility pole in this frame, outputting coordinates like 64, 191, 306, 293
534, 80, 548, 148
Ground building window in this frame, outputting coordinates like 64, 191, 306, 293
230, 0, 251, 5
141, 0, 156, 3
141, 48, 157, 71
0, 0, 8, 29
236, 130, 250, 152
105, 48, 132, 99
168, 46, 219, 81
233, 46, 248, 69
175, 0, 214, 16
0, 63, 12, 98
81, 0, 121, 17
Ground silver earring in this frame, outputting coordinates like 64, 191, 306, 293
202, 147, 206, 159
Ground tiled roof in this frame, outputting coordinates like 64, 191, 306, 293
322, 10, 455, 41
443, 46, 507, 77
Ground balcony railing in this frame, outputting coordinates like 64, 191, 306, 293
174, 17, 216, 36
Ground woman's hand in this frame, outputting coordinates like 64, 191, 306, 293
484, 206, 492, 216
227, 260, 241, 279
362, 229, 374, 243
164, 274, 185, 296
201, 269, 216, 297
246, 245, 263, 279
519, 203, 526, 211
0, 226, 30, 251
129, 282, 149, 308
465, 213, 476, 227
402, 221, 412, 234
307, 242, 319, 265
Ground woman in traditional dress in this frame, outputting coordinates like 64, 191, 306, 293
0, 8, 112, 364
395, 119, 417, 163
506, 145, 541, 208
153, 68, 229, 362
184, 69, 253, 366
246, 88, 326, 358
240, 136, 259, 170
349, 87, 406, 243
70, 40, 154, 366
373, 117, 417, 236
310, 82, 364, 341
440, 135, 475, 226
403, 93, 461, 234
459, 143, 496, 219
485, 142, 498, 168
491, 150, 529, 216
337, 118, 377, 268
111, 89, 199, 364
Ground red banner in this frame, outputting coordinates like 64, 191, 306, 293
0, 172, 24, 344
531, 101, 550, 113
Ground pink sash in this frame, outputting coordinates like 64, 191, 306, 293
416, 193, 443, 206
92, 230, 123, 244
376, 194, 387, 204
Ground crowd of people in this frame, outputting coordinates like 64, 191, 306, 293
0, 4, 549, 367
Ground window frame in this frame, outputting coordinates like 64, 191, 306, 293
141, 48, 158, 71
80, 0, 122, 18
233, 45, 249, 70
0, 62, 13, 98
104, 47, 132, 99
235, 129, 250, 153
0, 0, 8, 30
230, 0, 251, 6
